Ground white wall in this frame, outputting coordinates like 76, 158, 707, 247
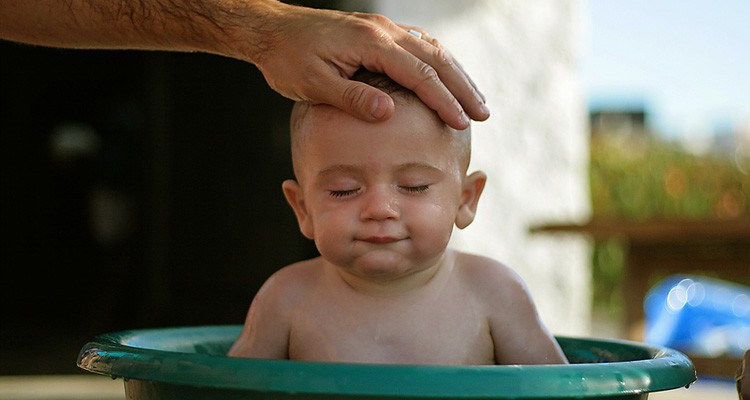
344, 0, 592, 336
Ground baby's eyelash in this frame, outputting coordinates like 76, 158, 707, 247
329, 189, 360, 198
400, 185, 429, 194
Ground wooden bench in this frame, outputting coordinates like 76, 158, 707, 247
531, 217, 750, 378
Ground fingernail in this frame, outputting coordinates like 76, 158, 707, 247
480, 103, 490, 117
459, 111, 470, 126
370, 96, 389, 120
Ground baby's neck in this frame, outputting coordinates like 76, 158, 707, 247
327, 251, 453, 297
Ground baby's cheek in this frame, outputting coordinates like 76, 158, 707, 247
408, 207, 454, 248
313, 214, 353, 254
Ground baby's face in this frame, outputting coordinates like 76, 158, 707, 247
287, 99, 472, 282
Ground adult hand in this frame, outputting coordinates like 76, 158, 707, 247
1, 0, 489, 129
243, 3, 489, 130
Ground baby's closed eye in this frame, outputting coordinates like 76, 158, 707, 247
329, 188, 361, 198
398, 184, 429, 194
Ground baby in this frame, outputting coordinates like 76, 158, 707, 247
228, 70, 568, 366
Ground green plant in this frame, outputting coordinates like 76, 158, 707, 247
589, 134, 750, 313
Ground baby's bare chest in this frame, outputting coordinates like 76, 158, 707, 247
287, 290, 495, 365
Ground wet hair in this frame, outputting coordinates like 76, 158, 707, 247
289, 69, 419, 133
289, 69, 471, 177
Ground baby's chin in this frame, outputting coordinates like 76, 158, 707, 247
365, 253, 412, 270
333, 251, 441, 285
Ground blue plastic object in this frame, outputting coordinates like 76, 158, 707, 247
77, 325, 696, 400
645, 274, 750, 358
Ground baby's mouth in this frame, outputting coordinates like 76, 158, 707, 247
360, 236, 401, 244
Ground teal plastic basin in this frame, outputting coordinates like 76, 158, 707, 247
77, 325, 696, 400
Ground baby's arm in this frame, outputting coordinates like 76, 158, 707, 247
227, 271, 294, 359
470, 257, 568, 365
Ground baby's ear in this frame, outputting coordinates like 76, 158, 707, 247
455, 171, 487, 229
282, 179, 314, 239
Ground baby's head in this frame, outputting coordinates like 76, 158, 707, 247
283, 70, 486, 278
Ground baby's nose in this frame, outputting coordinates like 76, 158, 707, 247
360, 187, 399, 221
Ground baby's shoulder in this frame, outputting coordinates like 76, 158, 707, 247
257, 258, 323, 302
453, 251, 519, 280
451, 250, 529, 298
272, 258, 322, 281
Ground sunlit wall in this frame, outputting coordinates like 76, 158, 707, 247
353, 0, 593, 336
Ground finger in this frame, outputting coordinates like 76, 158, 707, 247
453, 55, 486, 104
371, 42, 470, 129
397, 24, 428, 36
397, 24, 429, 40
399, 31, 490, 123
416, 33, 443, 49
418, 33, 483, 101
313, 72, 395, 122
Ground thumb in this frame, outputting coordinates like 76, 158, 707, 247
327, 79, 395, 122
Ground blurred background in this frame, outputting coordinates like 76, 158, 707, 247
0, 1, 747, 397
580, 0, 750, 376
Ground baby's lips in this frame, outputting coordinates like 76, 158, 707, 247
360, 236, 400, 244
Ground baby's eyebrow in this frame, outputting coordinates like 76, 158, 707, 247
316, 163, 444, 179
394, 162, 445, 175
316, 164, 361, 179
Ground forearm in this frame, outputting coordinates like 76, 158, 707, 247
2, 0, 489, 127
0, 0, 284, 64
